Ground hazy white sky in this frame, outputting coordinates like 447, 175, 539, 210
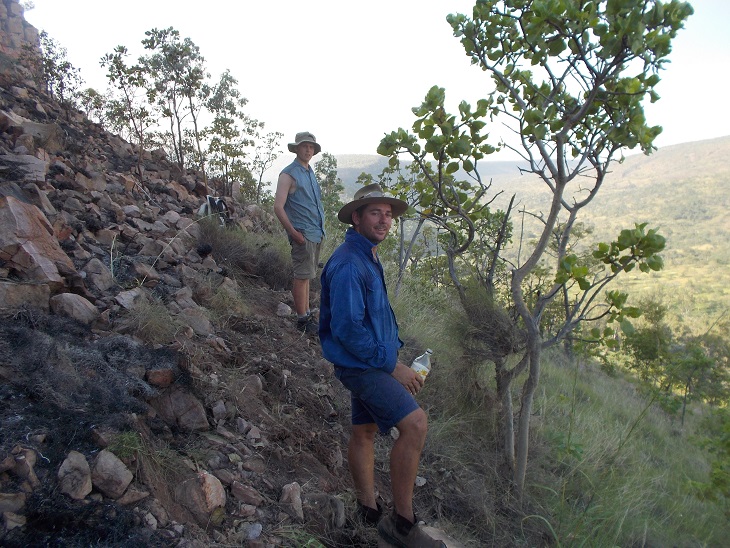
25, 0, 729, 158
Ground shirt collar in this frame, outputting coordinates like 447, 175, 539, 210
345, 227, 379, 261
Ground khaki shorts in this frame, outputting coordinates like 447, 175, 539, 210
291, 238, 322, 279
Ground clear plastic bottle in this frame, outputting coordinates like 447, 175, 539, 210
410, 349, 433, 380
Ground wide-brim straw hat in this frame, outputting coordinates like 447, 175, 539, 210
287, 131, 321, 155
337, 183, 409, 224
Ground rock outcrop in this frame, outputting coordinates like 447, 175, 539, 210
0, 0, 39, 59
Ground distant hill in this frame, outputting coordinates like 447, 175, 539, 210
316, 135, 730, 321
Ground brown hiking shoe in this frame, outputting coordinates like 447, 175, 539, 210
377, 513, 446, 548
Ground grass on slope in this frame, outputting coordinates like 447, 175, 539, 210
531, 354, 726, 546
391, 276, 728, 547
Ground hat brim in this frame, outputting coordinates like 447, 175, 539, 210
337, 197, 409, 224
288, 141, 322, 155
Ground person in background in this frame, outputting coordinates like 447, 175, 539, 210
274, 131, 326, 334
319, 184, 445, 548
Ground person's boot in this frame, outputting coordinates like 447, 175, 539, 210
296, 313, 318, 334
377, 511, 446, 548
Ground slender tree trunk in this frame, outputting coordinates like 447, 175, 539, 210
256, 175, 264, 204
395, 217, 425, 296
494, 356, 515, 473
173, 97, 185, 171
681, 381, 690, 426
514, 320, 541, 500
188, 95, 209, 195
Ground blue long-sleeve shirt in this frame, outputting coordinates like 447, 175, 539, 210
319, 228, 403, 372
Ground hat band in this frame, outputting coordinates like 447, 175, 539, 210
357, 190, 386, 200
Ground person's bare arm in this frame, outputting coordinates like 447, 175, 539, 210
273, 173, 305, 244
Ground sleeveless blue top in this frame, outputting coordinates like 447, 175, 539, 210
281, 160, 326, 243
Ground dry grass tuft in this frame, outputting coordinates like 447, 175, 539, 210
461, 294, 523, 362
119, 297, 182, 345
196, 219, 291, 289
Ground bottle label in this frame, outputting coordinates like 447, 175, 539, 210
411, 363, 429, 379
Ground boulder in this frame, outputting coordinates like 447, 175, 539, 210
49, 293, 99, 325
0, 195, 77, 291
0, 280, 49, 312
149, 385, 209, 432
174, 472, 226, 527
58, 450, 92, 500
91, 449, 133, 499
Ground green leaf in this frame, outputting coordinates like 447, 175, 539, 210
619, 319, 635, 335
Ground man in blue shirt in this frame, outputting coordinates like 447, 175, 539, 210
274, 132, 326, 334
320, 184, 445, 548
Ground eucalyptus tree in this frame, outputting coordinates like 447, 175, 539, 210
101, 45, 156, 174
205, 70, 262, 197
141, 27, 208, 174
379, 0, 691, 498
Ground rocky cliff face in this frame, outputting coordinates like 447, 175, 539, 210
0, 0, 38, 58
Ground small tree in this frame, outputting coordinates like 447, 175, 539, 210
101, 46, 157, 174
77, 87, 108, 125
141, 27, 208, 174
205, 70, 262, 197
21, 30, 83, 112
314, 152, 345, 232
380, 0, 691, 498
249, 131, 283, 205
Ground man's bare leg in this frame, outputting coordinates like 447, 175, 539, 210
390, 408, 428, 523
292, 278, 310, 316
348, 423, 378, 509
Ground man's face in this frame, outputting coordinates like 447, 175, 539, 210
353, 203, 393, 244
296, 142, 316, 163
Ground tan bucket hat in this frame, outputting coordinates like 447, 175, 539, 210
288, 131, 321, 155
337, 183, 409, 224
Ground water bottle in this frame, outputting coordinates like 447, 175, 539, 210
410, 349, 433, 380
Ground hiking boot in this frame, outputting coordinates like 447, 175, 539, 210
296, 314, 318, 334
377, 512, 446, 548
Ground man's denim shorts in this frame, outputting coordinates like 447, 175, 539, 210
334, 366, 419, 434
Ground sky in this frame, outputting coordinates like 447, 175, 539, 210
24, 0, 730, 159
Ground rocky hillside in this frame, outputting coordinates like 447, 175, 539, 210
0, 16, 350, 548
0, 3, 499, 547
